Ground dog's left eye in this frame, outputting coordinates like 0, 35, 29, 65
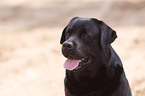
82, 33, 89, 38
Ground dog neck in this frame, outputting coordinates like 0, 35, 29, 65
65, 64, 123, 95
65, 47, 123, 95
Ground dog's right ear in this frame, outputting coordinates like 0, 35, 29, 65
60, 25, 68, 44
70, 17, 79, 22
60, 17, 79, 44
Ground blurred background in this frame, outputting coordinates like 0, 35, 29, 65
0, 0, 145, 96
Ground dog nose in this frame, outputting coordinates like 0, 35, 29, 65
63, 42, 73, 49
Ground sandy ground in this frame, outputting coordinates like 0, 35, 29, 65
0, 0, 145, 96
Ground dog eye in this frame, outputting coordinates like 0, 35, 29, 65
82, 33, 89, 38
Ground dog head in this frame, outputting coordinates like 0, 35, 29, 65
60, 17, 117, 71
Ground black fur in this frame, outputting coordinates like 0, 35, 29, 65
60, 17, 132, 96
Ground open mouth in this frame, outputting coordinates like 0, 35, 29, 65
64, 57, 93, 71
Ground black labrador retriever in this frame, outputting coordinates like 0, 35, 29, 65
60, 17, 132, 96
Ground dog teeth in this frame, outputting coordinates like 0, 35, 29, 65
82, 58, 85, 61
75, 66, 82, 70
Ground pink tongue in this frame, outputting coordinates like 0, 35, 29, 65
64, 59, 81, 70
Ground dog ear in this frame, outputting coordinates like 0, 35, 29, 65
92, 18, 117, 45
60, 17, 79, 44
98, 20, 117, 46
60, 25, 68, 44
70, 17, 79, 22
92, 18, 117, 53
